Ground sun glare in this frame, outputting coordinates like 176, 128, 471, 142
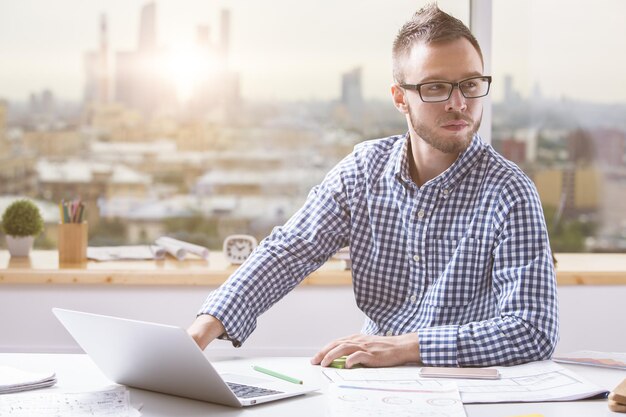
166, 45, 215, 102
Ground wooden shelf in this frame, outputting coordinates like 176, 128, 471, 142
1, 251, 625, 286
552, 253, 626, 285
0, 250, 351, 286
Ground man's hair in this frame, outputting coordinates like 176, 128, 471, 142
392, 3, 483, 83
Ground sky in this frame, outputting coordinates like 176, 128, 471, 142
0, 0, 625, 103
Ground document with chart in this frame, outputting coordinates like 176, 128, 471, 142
327, 382, 466, 417
323, 360, 608, 403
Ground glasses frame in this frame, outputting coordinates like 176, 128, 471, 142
399, 75, 492, 103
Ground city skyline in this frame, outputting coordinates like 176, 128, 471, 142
1, 0, 626, 104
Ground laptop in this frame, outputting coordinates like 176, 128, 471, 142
52, 308, 319, 407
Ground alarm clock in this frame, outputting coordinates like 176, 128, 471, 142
223, 234, 258, 264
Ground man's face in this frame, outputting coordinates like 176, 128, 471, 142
395, 38, 485, 154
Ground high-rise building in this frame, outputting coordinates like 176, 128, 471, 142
534, 166, 601, 214
196, 25, 211, 49
27, 90, 56, 125
341, 67, 364, 120
138, 2, 157, 52
98, 14, 110, 103
112, 3, 238, 119
180, 9, 240, 120
218, 9, 230, 68
113, 2, 176, 117
84, 14, 110, 105
114, 51, 138, 109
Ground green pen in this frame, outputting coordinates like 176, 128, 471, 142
252, 365, 303, 384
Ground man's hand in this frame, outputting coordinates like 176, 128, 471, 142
187, 314, 226, 350
310, 333, 421, 368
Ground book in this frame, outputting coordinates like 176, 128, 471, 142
0, 365, 57, 394
553, 350, 626, 370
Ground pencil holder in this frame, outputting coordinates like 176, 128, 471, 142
58, 222, 88, 263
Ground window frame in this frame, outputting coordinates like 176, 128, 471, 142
469, 0, 493, 144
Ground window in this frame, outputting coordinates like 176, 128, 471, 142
491, 0, 626, 252
0, 0, 466, 249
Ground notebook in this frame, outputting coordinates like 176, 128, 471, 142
52, 308, 318, 407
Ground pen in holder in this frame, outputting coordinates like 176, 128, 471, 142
58, 221, 88, 263
58, 199, 88, 263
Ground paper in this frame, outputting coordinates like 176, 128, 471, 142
322, 361, 608, 403
86, 238, 209, 262
87, 245, 165, 261
0, 365, 56, 394
155, 237, 209, 260
0, 386, 140, 417
554, 350, 626, 370
328, 382, 466, 417
153, 238, 187, 260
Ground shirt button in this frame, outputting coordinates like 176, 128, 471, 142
443, 188, 449, 195
410, 294, 417, 303
386, 330, 393, 336
413, 255, 420, 262
417, 210, 425, 219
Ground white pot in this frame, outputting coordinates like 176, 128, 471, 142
5, 235, 35, 257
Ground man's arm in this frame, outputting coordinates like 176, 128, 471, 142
187, 314, 225, 350
189, 153, 358, 349
418, 178, 559, 367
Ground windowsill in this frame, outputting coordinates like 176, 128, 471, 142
0, 250, 624, 286
0, 250, 350, 286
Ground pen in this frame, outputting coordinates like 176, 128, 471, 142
252, 365, 303, 384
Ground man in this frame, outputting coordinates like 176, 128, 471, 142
188, 4, 559, 368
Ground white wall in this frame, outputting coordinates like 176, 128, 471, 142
1, 284, 624, 355
0, 284, 365, 356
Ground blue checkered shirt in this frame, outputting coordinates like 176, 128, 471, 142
199, 133, 559, 367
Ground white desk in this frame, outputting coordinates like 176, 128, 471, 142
1, 353, 623, 417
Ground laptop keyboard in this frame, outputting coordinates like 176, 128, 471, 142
226, 382, 284, 399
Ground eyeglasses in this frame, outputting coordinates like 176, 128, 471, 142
399, 75, 492, 103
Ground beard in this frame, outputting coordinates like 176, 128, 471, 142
407, 104, 481, 154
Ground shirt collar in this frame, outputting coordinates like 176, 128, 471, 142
393, 133, 486, 191
393, 132, 413, 187
440, 134, 486, 190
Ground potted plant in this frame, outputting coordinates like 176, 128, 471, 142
1, 199, 44, 257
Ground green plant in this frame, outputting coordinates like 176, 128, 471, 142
1, 199, 44, 237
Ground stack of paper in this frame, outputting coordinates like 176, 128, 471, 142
0, 365, 56, 394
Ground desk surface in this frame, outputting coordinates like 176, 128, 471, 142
0, 353, 623, 417
1, 250, 626, 286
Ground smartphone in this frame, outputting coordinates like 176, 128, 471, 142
419, 366, 500, 380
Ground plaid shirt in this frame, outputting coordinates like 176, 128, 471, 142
200, 133, 559, 367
